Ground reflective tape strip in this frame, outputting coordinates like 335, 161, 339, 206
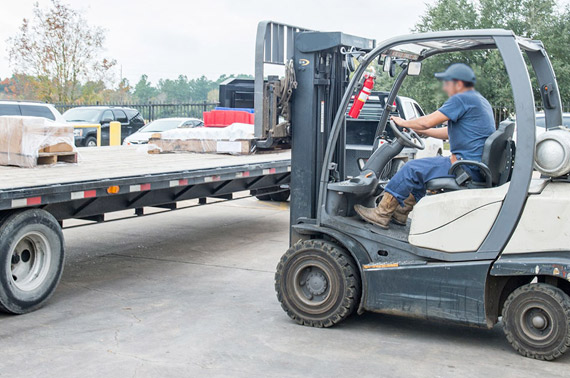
71, 190, 96, 200
204, 175, 220, 183
11, 197, 41, 208
11, 199, 27, 208
263, 168, 277, 175
130, 183, 151, 192
236, 171, 250, 178
169, 179, 188, 187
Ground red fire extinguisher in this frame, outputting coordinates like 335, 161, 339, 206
348, 72, 376, 119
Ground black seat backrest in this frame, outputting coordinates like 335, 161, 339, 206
481, 120, 515, 186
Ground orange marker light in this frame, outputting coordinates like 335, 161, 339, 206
107, 186, 120, 194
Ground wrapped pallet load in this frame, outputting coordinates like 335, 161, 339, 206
148, 123, 255, 155
0, 116, 77, 168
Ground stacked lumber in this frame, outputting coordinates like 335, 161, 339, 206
0, 116, 77, 168
148, 123, 255, 155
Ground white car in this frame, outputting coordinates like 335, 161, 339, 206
0, 100, 65, 122
123, 117, 204, 145
535, 112, 570, 132
512, 112, 570, 141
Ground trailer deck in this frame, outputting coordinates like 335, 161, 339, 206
0, 146, 291, 217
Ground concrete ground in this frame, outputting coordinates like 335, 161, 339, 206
0, 197, 568, 377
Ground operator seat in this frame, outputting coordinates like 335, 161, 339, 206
426, 120, 515, 191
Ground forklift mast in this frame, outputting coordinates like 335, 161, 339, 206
254, 22, 375, 243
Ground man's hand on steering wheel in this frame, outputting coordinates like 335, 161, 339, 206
390, 116, 406, 127
388, 117, 425, 150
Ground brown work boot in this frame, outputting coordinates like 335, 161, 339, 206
391, 194, 416, 226
354, 192, 400, 229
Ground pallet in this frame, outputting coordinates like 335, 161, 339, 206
37, 152, 78, 165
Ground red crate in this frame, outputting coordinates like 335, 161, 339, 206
203, 110, 255, 127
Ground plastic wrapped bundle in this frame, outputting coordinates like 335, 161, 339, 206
148, 123, 256, 155
0, 116, 77, 168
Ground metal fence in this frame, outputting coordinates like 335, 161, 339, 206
55, 101, 569, 124
492, 103, 570, 125
54, 101, 219, 122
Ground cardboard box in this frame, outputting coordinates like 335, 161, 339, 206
0, 116, 76, 167
148, 132, 253, 155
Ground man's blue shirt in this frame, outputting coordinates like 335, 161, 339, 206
438, 90, 496, 161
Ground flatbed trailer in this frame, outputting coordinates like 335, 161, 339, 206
0, 146, 291, 314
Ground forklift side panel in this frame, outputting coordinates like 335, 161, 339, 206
363, 261, 492, 326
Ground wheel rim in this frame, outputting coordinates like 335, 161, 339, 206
87, 140, 97, 147
518, 302, 555, 345
286, 256, 340, 316
10, 232, 52, 292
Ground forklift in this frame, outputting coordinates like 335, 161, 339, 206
272, 27, 570, 360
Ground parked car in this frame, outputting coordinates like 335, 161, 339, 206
123, 117, 204, 145
0, 100, 65, 122
535, 112, 570, 131
62, 106, 145, 147
512, 112, 570, 141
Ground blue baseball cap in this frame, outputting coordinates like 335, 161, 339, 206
435, 63, 476, 84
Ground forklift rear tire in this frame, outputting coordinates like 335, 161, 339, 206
502, 283, 570, 360
275, 239, 361, 327
0, 210, 65, 314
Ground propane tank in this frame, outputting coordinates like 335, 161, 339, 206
535, 128, 570, 177
348, 71, 376, 119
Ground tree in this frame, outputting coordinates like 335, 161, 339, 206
133, 74, 157, 103
399, 0, 570, 111
7, 0, 115, 102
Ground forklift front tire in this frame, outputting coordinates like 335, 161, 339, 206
275, 239, 361, 327
502, 283, 570, 360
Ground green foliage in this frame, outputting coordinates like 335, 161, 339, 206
133, 75, 158, 103
397, 0, 570, 112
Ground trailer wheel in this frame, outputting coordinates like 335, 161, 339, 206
502, 283, 570, 360
0, 210, 65, 314
275, 239, 360, 327
270, 190, 290, 202
255, 194, 272, 201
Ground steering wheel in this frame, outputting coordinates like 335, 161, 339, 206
388, 120, 425, 150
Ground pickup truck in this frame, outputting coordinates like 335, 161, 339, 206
346, 91, 444, 177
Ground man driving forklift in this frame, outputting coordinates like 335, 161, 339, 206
355, 63, 496, 229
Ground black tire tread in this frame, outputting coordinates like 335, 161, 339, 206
503, 283, 570, 361
0, 209, 64, 314
275, 239, 361, 328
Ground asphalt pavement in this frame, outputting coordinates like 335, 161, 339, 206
0, 197, 568, 377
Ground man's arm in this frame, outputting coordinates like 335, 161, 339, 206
419, 126, 448, 140
391, 110, 449, 131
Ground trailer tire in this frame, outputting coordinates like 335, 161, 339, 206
502, 283, 570, 360
0, 210, 64, 314
270, 190, 290, 202
255, 194, 272, 201
275, 239, 360, 327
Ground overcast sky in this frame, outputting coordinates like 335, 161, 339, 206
0, 0, 450, 85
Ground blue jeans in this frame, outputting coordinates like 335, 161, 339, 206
384, 156, 453, 205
